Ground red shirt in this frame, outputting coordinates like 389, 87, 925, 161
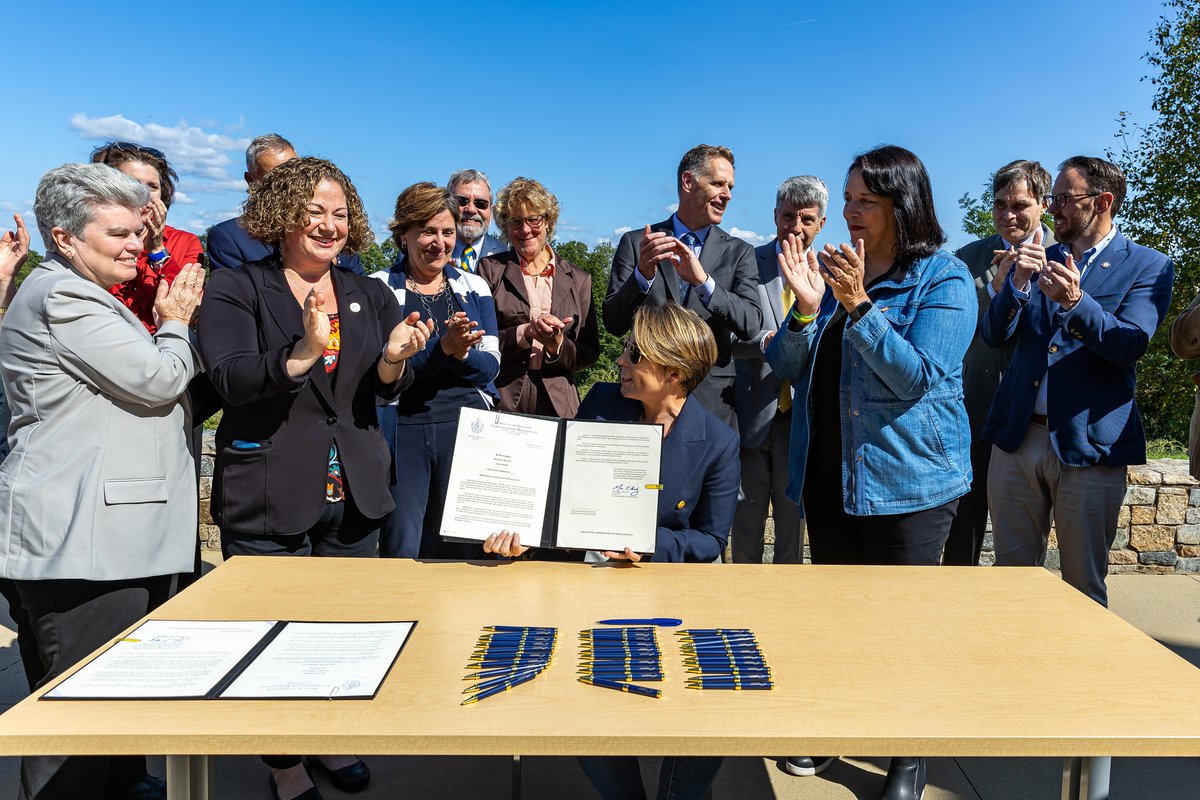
109, 224, 204, 333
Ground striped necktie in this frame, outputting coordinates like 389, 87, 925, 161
679, 232, 699, 302
460, 245, 476, 273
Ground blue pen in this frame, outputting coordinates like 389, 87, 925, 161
464, 666, 547, 693
595, 617, 682, 627
578, 676, 662, 698
461, 671, 543, 704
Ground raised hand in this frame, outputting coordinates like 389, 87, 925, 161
302, 288, 333, 355
1014, 226, 1047, 287
142, 198, 168, 253
673, 237, 708, 288
778, 233, 823, 315
819, 239, 869, 310
153, 263, 205, 327
636, 225, 680, 281
440, 310, 485, 360
0, 213, 30, 282
989, 248, 1018, 292
384, 311, 432, 363
1040, 253, 1082, 310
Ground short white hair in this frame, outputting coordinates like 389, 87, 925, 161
34, 163, 149, 253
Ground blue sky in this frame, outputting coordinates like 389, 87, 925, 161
1, 0, 1168, 255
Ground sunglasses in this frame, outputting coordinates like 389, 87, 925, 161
456, 195, 491, 211
622, 339, 643, 364
109, 141, 167, 161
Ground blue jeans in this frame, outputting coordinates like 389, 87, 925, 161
577, 756, 722, 800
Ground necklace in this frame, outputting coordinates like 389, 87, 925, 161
407, 272, 449, 334
283, 268, 333, 296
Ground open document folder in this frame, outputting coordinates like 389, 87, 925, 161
44, 619, 416, 700
441, 407, 662, 554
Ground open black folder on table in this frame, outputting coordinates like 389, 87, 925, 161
440, 408, 663, 554
44, 619, 416, 700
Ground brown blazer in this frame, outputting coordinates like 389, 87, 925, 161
477, 250, 601, 417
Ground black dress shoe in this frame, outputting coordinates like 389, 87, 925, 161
125, 776, 166, 800
784, 756, 837, 776
310, 757, 371, 792
879, 757, 926, 800
269, 771, 323, 800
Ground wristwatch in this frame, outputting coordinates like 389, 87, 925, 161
849, 300, 873, 323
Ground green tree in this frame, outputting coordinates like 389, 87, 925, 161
553, 240, 621, 395
1111, 0, 1200, 445
14, 249, 42, 288
358, 239, 399, 275
957, 178, 1055, 240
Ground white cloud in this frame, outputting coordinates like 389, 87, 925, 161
664, 203, 679, 213
595, 237, 613, 246
172, 191, 196, 205
181, 206, 244, 233
729, 227, 771, 245
179, 178, 247, 194
557, 223, 585, 233
613, 226, 633, 237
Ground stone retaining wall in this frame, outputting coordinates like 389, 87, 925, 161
198, 433, 1199, 572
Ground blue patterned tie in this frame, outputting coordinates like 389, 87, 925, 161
460, 245, 476, 273
679, 232, 699, 302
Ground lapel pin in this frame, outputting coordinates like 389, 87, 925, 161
1101, 262, 1112, 269
349, 302, 361, 313
675, 500, 686, 510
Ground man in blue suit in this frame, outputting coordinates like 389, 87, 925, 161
447, 168, 505, 272
206, 133, 363, 274
982, 156, 1174, 605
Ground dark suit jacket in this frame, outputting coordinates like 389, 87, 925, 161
602, 219, 762, 430
477, 250, 601, 417
197, 256, 411, 534
206, 217, 363, 274
732, 240, 791, 449
577, 383, 740, 562
955, 225, 1054, 443
981, 232, 1173, 467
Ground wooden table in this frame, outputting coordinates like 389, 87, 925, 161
1, 558, 1198, 800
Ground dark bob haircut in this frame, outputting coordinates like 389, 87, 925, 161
90, 141, 179, 209
849, 145, 945, 273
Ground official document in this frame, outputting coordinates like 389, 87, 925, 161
220, 621, 414, 699
441, 408, 560, 543
45, 620, 277, 699
555, 420, 660, 553
441, 408, 662, 553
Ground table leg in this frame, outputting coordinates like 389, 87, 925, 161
512, 755, 522, 800
166, 754, 213, 800
1061, 756, 1111, 800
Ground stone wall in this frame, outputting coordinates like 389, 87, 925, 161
199, 433, 1199, 572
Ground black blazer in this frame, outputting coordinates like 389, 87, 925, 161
198, 256, 412, 535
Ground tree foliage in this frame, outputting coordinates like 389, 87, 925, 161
14, 249, 42, 289
1111, 0, 1200, 444
554, 240, 620, 396
957, 178, 1054, 240
358, 238, 399, 275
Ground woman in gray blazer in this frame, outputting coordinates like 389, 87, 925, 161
0, 163, 204, 800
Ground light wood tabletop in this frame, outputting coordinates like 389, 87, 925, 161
1, 557, 1198, 760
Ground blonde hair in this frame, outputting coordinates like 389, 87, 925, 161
631, 304, 717, 394
240, 157, 373, 253
388, 182, 460, 247
494, 177, 560, 245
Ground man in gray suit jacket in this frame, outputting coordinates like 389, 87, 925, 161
948, 159, 1054, 565
731, 177, 828, 563
603, 144, 762, 430
448, 168, 506, 273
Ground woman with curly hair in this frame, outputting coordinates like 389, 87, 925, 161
197, 157, 431, 800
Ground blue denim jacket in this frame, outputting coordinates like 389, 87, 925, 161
765, 250, 975, 515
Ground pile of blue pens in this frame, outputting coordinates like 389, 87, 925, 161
678, 628, 774, 690
578, 626, 662, 699
461, 625, 557, 705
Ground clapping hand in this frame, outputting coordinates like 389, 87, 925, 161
483, 530, 530, 559
441, 311, 485, 360
1039, 253, 1083, 310
818, 239, 869, 310
1008, 227, 1047, 292
153, 263, 205, 327
778, 233, 823, 316
636, 225, 679, 281
301, 288, 332, 356
671, 237, 708, 287
384, 311, 432, 363
1, 213, 30, 281
528, 313, 574, 353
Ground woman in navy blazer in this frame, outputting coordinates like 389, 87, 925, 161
484, 303, 737, 800
197, 158, 429, 800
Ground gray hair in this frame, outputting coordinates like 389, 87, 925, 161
245, 133, 295, 173
992, 159, 1052, 202
446, 168, 492, 197
34, 163, 149, 254
776, 175, 829, 217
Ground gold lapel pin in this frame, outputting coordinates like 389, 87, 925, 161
676, 500, 686, 510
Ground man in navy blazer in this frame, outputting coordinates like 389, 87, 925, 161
447, 168, 505, 272
206, 133, 363, 274
982, 156, 1174, 605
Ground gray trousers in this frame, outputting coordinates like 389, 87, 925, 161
987, 424, 1126, 606
732, 410, 804, 564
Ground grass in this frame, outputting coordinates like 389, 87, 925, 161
1146, 438, 1188, 460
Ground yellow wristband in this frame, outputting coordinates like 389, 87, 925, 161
791, 307, 818, 325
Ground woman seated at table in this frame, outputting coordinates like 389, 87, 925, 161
484, 303, 739, 800
476, 177, 600, 417
89, 141, 204, 332
766, 145, 974, 800
373, 182, 500, 559
0, 162, 204, 800
198, 157, 429, 800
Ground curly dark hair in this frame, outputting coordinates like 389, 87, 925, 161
90, 141, 179, 208
241, 156, 373, 254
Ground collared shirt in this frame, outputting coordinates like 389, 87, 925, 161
633, 213, 717, 305
1017, 225, 1119, 415
516, 246, 557, 369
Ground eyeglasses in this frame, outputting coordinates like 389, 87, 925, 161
455, 195, 491, 211
109, 141, 167, 161
506, 215, 545, 232
1043, 192, 1099, 208
622, 339, 643, 364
